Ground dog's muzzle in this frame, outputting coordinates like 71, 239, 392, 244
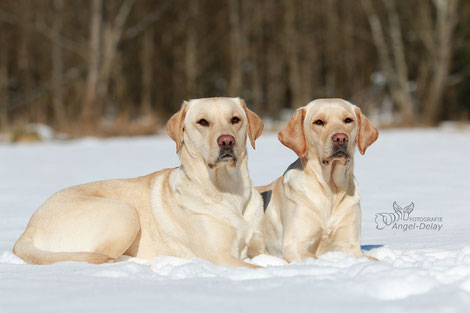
322, 144, 350, 165
332, 144, 349, 158
208, 149, 237, 169
208, 135, 237, 168
218, 147, 236, 161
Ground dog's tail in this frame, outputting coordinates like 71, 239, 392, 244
13, 235, 114, 265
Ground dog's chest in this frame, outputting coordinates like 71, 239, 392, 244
209, 193, 256, 258
286, 171, 358, 232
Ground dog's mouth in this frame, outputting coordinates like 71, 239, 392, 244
208, 150, 237, 169
322, 146, 350, 166
219, 152, 235, 160
332, 150, 348, 158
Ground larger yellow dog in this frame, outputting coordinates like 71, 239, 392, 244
14, 97, 266, 268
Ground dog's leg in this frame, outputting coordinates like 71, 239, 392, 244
328, 221, 379, 260
15, 193, 141, 264
281, 217, 320, 262
328, 242, 379, 261
82, 199, 142, 260
211, 256, 261, 269
282, 242, 318, 262
246, 231, 267, 258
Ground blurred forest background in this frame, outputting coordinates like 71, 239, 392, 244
0, 0, 469, 138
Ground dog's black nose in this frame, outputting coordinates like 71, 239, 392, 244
332, 133, 348, 146
217, 135, 235, 149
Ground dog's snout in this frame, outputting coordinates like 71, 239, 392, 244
332, 133, 348, 146
217, 135, 235, 149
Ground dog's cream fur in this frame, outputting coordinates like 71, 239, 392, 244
14, 97, 266, 268
258, 99, 378, 262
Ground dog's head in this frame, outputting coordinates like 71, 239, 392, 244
278, 99, 378, 164
166, 97, 263, 169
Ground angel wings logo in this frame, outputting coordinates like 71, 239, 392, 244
375, 202, 443, 231
375, 202, 415, 230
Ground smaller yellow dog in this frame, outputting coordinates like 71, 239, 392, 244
259, 98, 378, 262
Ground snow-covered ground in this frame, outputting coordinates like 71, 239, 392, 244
1, 128, 470, 312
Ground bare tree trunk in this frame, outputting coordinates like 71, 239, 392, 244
17, 1, 36, 123
51, 0, 66, 126
415, 2, 434, 109
113, 51, 128, 117
342, 1, 362, 99
416, 57, 430, 114
247, 0, 263, 112
325, 0, 338, 97
299, 35, 315, 105
170, 8, 186, 115
82, 0, 103, 129
141, 28, 154, 115
266, 46, 284, 120
228, 0, 244, 96
100, 0, 135, 113
185, 0, 198, 98
361, 0, 415, 124
0, 33, 8, 130
343, 1, 354, 93
283, 0, 302, 108
383, 0, 415, 122
82, 0, 134, 130
300, 0, 319, 103
424, 0, 459, 124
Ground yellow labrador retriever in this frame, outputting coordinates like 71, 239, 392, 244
259, 98, 378, 262
14, 97, 265, 268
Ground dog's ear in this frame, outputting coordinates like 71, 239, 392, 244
240, 99, 264, 149
354, 106, 378, 155
166, 101, 188, 153
278, 108, 307, 158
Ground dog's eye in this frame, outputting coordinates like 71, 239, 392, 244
197, 119, 209, 127
231, 117, 240, 124
344, 118, 353, 124
313, 119, 325, 126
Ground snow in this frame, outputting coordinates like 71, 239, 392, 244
1, 128, 470, 312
